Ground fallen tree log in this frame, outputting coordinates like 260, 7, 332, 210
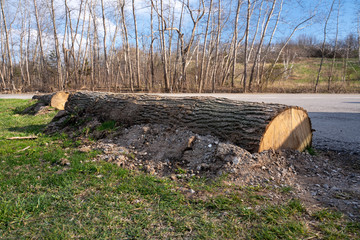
57, 91, 312, 153
32, 93, 55, 105
32, 91, 69, 110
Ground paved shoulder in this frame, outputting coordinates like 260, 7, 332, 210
0, 94, 34, 99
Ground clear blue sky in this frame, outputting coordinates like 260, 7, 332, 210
288, 0, 358, 42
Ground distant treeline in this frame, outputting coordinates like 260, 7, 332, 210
0, 0, 359, 93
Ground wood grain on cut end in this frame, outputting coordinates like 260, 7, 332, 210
259, 108, 312, 152
50, 92, 70, 110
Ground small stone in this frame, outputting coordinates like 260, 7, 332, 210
232, 157, 240, 165
189, 189, 195, 194
261, 166, 266, 170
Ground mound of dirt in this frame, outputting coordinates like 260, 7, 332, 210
73, 123, 360, 220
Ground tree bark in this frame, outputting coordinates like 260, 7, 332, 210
49, 0, 63, 90
328, 0, 340, 91
315, 0, 335, 93
243, 0, 251, 92
0, 0, 15, 91
55, 91, 312, 153
132, 0, 140, 88
230, 0, 241, 90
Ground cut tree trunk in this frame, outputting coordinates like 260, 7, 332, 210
33, 91, 69, 110
58, 91, 312, 153
50, 92, 70, 110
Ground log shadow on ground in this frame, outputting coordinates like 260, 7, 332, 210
7, 124, 48, 135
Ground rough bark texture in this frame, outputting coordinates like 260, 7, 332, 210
58, 91, 312, 153
32, 93, 56, 105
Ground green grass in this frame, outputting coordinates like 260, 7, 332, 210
0, 99, 359, 239
96, 120, 118, 132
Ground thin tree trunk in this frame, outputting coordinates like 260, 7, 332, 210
266, 15, 314, 85
230, 0, 241, 90
249, 0, 276, 91
211, 0, 221, 92
342, 43, 349, 82
100, 0, 109, 90
120, 1, 134, 91
172, 2, 184, 91
199, 0, 213, 93
243, 0, 251, 92
259, 0, 282, 87
150, 3, 155, 90
49, 0, 63, 90
25, 15, 31, 88
132, 0, 140, 88
0, 0, 15, 91
33, 0, 46, 88
328, 0, 340, 91
159, 0, 169, 92
63, 0, 69, 89
315, 0, 335, 93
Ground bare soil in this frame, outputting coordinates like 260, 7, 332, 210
73, 123, 360, 220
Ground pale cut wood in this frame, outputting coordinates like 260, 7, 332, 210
50, 91, 70, 110
58, 91, 312, 153
258, 108, 312, 152
7, 136, 38, 140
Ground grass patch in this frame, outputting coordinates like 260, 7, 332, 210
96, 120, 118, 132
0, 99, 359, 238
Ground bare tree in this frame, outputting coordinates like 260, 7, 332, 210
243, 0, 251, 92
198, 0, 213, 93
101, 0, 110, 89
328, 0, 340, 91
119, 0, 134, 91
265, 15, 315, 85
132, 0, 140, 88
150, 1, 155, 90
230, 0, 241, 90
49, 0, 63, 90
315, 0, 336, 93
249, 0, 277, 91
0, 0, 15, 91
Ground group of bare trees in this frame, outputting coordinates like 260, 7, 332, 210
0, 0, 359, 93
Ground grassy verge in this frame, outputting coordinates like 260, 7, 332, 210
0, 99, 359, 239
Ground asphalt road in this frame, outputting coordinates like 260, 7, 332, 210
1, 93, 359, 153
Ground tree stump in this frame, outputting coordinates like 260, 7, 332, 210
59, 91, 312, 153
